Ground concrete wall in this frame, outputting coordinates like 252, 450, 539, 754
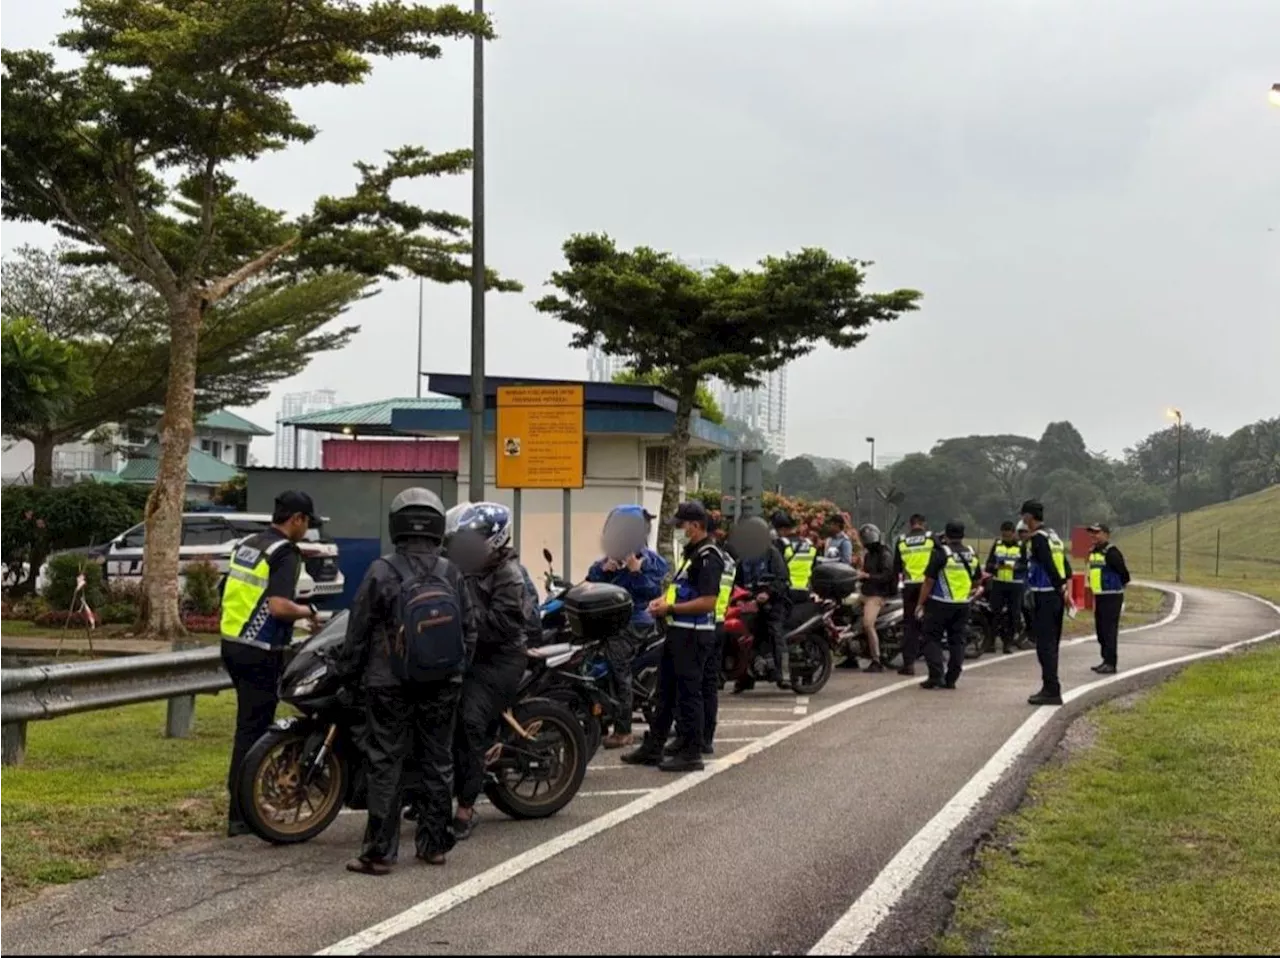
245, 469, 457, 607
457, 434, 666, 584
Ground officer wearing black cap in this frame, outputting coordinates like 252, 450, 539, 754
219, 490, 320, 837
1087, 522, 1130, 675
624, 501, 726, 772
914, 520, 981, 690
1020, 499, 1073, 706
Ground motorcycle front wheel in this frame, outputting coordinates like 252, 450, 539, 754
484, 698, 588, 820
237, 726, 347, 845
789, 635, 833, 695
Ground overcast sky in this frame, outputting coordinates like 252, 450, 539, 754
3, 0, 1278, 464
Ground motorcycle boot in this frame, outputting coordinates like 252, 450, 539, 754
620, 733, 665, 766
658, 744, 705, 773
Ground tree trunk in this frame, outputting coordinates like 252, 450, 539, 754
32, 432, 55, 488
656, 376, 698, 567
139, 300, 201, 640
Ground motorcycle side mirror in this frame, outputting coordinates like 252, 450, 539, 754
543, 548, 554, 566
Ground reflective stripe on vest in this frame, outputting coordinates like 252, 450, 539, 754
663, 542, 720, 630
1089, 545, 1125, 594
897, 533, 935, 584
715, 568, 735, 622
1027, 528, 1067, 591
931, 545, 977, 603
993, 542, 1021, 582
220, 536, 297, 647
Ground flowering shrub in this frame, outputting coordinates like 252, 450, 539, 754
691, 489, 852, 546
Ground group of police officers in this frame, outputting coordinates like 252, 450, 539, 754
218, 489, 1132, 867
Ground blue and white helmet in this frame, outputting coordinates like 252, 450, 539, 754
444, 501, 472, 543
455, 501, 513, 553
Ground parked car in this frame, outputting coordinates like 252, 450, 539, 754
34, 513, 344, 603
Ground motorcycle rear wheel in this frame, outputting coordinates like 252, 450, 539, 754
237, 727, 346, 845
546, 688, 602, 762
484, 698, 588, 820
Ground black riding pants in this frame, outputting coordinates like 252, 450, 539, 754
453, 648, 526, 808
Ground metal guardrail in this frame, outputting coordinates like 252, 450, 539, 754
1, 648, 231, 766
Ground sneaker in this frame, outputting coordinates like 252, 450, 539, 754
1002, 646, 1015, 655
863, 660, 885, 674
602, 732, 634, 750
920, 678, 942, 690
451, 812, 478, 841
897, 666, 916, 676
416, 851, 447, 866
777, 676, 793, 691
1027, 691, 1064, 707
1096, 663, 1118, 675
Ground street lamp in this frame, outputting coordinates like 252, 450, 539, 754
1166, 407, 1183, 583
467, 0, 487, 502
1270, 82, 1280, 107
866, 436, 876, 470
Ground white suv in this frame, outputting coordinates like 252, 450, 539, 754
37, 512, 344, 602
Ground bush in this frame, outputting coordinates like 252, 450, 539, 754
100, 603, 139, 626
182, 613, 221, 634
10, 595, 50, 621
183, 560, 222, 616
42, 554, 106, 612
691, 489, 850, 547
34, 610, 97, 629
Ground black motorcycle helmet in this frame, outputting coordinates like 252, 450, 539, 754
388, 488, 447, 544
770, 510, 795, 531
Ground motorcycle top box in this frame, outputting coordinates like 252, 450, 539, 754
562, 582, 634, 642
810, 561, 859, 601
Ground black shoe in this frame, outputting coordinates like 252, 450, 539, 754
1090, 663, 1105, 673
920, 678, 942, 690
1002, 646, 1014, 655
663, 736, 686, 757
836, 657, 861, 670
897, 666, 916, 676
622, 739, 664, 766
1096, 663, 1118, 675
658, 752, 705, 773
942, 680, 958, 690
732, 678, 753, 694
863, 660, 885, 674
701, 743, 715, 757
1028, 691, 1064, 706
451, 813, 478, 841
226, 821, 253, 838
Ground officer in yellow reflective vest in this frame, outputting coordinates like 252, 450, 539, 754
914, 520, 981, 689
1087, 522, 1130, 675
893, 513, 935, 675
772, 511, 817, 595
983, 521, 1026, 654
219, 490, 319, 837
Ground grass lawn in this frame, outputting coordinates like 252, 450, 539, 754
1, 694, 236, 909
938, 643, 1280, 956
0, 621, 133, 642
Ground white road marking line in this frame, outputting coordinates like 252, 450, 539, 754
794, 704, 808, 716
316, 588, 1197, 956
795, 696, 811, 706
809, 591, 1280, 956
718, 706, 800, 713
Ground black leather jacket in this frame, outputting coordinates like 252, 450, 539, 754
467, 548, 538, 660
336, 541, 478, 688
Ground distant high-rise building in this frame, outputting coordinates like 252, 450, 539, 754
585, 340, 631, 384
711, 368, 789, 459
276, 389, 339, 468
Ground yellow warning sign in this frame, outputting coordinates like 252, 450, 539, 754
495, 385, 585, 489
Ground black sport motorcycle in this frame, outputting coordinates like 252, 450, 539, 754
236, 612, 589, 845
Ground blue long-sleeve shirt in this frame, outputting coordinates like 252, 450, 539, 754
586, 548, 669, 627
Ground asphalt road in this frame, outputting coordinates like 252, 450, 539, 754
3, 584, 1276, 956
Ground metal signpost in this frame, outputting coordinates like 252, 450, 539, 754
495, 385, 586, 578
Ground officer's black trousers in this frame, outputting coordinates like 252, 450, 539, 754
1031, 590, 1066, 696
922, 602, 970, 686
901, 585, 924, 665
220, 640, 283, 830
650, 623, 716, 755
1095, 593, 1124, 667
987, 582, 1024, 651
453, 648, 526, 808
361, 682, 459, 863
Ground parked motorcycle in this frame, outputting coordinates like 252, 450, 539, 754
721, 582, 833, 695
534, 548, 572, 647
236, 612, 588, 845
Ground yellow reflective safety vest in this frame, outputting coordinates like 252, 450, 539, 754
220, 533, 300, 649
896, 532, 935, 585
993, 542, 1021, 583
781, 537, 817, 590
715, 562, 736, 621
1089, 544, 1126, 594
930, 544, 979, 603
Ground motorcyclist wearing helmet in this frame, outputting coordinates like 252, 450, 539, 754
445, 501, 539, 840
586, 505, 669, 749
448, 501, 541, 625
336, 488, 478, 874
855, 523, 897, 673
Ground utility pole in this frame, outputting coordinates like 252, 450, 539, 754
468, 0, 487, 501
415, 277, 424, 399
1167, 407, 1184, 583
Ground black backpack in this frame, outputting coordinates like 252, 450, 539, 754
382, 553, 467, 683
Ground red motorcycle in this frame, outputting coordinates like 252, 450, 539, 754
720, 584, 833, 696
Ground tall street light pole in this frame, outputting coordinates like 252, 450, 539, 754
468, 0, 487, 503
1167, 407, 1184, 583
866, 436, 876, 471
415, 277, 424, 398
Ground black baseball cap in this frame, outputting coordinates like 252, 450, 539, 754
274, 490, 318, 524
1088, 522, 1111, 534
945, 520, 966, 539
673, 501, 709, 523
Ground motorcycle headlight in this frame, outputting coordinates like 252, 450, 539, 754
288, 663, 329, 698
